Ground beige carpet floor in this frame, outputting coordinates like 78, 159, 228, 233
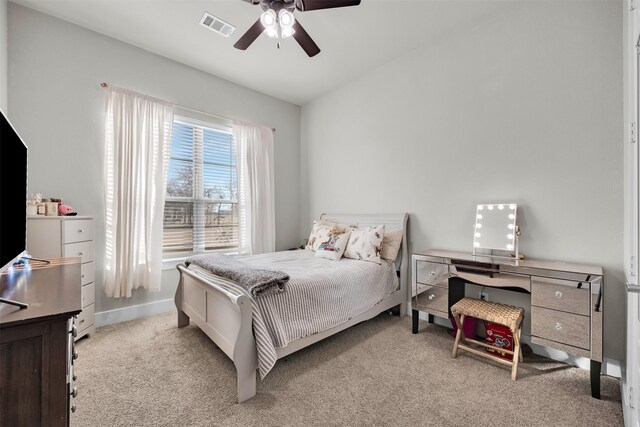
72, 311, 623, 427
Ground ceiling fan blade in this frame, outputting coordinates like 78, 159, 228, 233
234, 19, 264, 50
295, 0, 360, 12
292, 21, 320, 57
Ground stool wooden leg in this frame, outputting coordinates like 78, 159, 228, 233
452, 314, 465, 358
511, 327, 522, 381
517, 329, 523, 363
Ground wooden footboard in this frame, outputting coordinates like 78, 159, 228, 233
175, 264, 258, 403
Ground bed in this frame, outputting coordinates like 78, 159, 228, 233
174, 213, 409, 403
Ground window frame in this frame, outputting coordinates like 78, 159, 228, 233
162, 113, 238, 266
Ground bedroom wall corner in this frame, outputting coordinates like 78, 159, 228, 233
7, 3, 301, 317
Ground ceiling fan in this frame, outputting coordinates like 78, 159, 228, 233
234, 0, 361, 57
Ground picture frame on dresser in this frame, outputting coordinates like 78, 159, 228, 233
27, 216, 96, 340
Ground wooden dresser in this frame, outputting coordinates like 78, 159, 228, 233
0, 260, 82, 426
411, 249, 603, 398
27, 216, 96, 339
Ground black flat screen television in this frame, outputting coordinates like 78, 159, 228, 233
0, 110, 28, 273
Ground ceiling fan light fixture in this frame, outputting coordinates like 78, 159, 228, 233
278, 10, 295, 28
260, 9, 277, 29
281, 27, 295, 38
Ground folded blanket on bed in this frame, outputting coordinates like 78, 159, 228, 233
185, 254, 289, 297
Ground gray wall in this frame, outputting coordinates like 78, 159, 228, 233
8, 3, 301, 313
0, 0, 7, 112
301, 1, 624, 359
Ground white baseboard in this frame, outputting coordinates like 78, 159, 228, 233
95, 298, 176, 327
420, 310, 622, 379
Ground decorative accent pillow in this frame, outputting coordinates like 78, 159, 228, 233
344, 225, 385, 264
314, 229, 352, 261
381, 228, 403, 262
306, 220, 354, 252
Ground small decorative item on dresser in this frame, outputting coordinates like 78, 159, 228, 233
26, 201, 37, 216
45, 201, 58, 216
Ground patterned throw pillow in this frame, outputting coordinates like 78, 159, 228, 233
314, 229, 352, 261
344, 225, 385, 264
306, 220, 354, 252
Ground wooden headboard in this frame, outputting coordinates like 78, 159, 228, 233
319, 213, 409, 314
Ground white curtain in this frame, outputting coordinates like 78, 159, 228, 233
234, 122, 276, 255
103, 87, 174, 298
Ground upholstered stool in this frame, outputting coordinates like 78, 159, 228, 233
451, 297, 525, 381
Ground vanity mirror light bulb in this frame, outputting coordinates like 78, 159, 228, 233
488, 205, 494, 210
477, 214, 483, 219
506, 244, 513, 250
475, 233, 481, 238
478, 206, 484, 211
507, 234, 514, 239
474, 242, 481, 247
476, 223, 482, 229
509, 214, 515, 219
498, 205, 504, 210
508, 224, 514, 229
509, 204, 516, 210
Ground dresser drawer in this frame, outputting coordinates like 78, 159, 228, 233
531, 277, 590, 316
413, 284, 449, 315
81, 262, 95, 286
63, 241, 94, 264
77, 303, 95, 332
63, 219, 94, 244
416, 261, 449, 287
82, 283, 95, 308
531, 306, 590, 350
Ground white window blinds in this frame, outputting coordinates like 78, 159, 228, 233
163, 115, 238, 256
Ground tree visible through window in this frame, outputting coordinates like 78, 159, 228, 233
163, 117, 238, 256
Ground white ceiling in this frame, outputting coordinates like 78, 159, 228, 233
11, 0, 510, 105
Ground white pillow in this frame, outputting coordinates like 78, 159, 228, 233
306, 221, 334, 252
314, 229, 352, 261
381, 228, 403, 262
306, 220, 354, 251
344, 225, 385, 264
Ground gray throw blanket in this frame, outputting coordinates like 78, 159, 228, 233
185, 254, 289, 297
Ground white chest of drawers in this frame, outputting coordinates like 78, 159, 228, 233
27, 216, 96, 340
411, 249, 604, 398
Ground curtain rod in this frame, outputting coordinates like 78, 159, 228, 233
100, 83, 276, 132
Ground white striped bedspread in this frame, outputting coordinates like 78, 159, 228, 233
187, 250, 399, 378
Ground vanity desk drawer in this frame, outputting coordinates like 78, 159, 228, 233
413, 284, 449, 316
531, 306, 590, 350
531, 277, 590, 316
416, 261, 449, 287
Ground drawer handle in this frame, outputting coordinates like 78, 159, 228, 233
73, 350, 79, 360
79, 252, 85, 256
428, 294, 435, 300
71, 325, 77, 337
73, 373, 77, 381
429, 271, 436, 276
78, 229, 84, 233
81, 274, 85, 278
555, 291, 563, 299
80, 319, 85, 324
554, 322, 562, 331
71, 404, 77, 413
71, 387, 78, 398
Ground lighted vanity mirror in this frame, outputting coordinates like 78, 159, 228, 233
473, 203, 518, 256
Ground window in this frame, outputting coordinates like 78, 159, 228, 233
163, 115, 238, 257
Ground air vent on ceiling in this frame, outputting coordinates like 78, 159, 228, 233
200, 12, 236, 37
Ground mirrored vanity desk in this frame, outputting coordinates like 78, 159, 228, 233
411, 249, 603, 398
